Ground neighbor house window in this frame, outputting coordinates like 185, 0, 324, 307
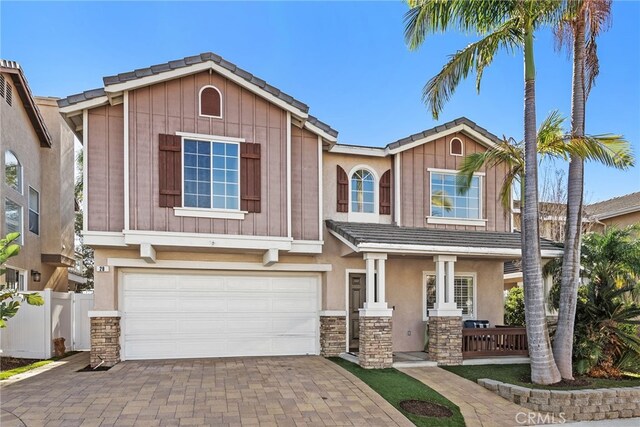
4, 267, 25, 291
424, 273, 475, 319
5, 198, 22, 244
351, 169, 375, 213
5, 151, 21, 193
431, 172, 480, 219
183, 139, 239, 210
29, 187, 39, 235
450, 137, 463, 156
199, 85, 222, 118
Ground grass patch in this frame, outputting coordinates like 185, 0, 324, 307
444, 364, 640, 390
330, 358, 465, 427
0, 351, 80, 380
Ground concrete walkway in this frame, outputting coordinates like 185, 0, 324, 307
400, 366, 539, 427
1, 352, 413, 426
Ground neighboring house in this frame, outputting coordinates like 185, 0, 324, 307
58, 52, 562, 369
0, 60, 75, 292
588, 191, 640, 231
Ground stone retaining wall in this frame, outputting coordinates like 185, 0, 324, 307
479, 378, 640, 421
320, 315, 346, 357
90, 316, 121, 368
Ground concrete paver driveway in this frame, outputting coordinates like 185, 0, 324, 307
0, 352, 411, 427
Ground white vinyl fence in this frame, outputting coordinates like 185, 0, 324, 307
0, 290, 93, 359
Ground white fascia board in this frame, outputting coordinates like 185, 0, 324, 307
107, 257, 332, 272
386, 124, 498, 155
83, 231, 127, 247
327, 229, 358, 253
59, 96, 110, 114
103, 61, 309, 119
289, 240, 324, 254
123, 230, 293, 251
504, 272, 523, 280
356, 242, 562, 258
303, 121, 338, 143
329, 144, 387, 157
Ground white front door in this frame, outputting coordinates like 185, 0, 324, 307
121, 271, 320, 360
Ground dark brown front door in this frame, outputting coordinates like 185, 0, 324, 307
349, 273, 366, 351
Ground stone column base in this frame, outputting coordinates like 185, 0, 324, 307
320, 315, 346, 357
359, 316, 393, 369
427, 316, 462, 366
90, 317, 121, 368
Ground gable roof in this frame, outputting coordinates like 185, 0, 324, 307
0, 60, 52, 147
587, 192, 640, 219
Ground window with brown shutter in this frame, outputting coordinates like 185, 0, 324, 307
380, 169, 392, 215
336, 165, 348, 212
159, 134, 182, 207
240, 143, 261, 213
199, 86, 222, 118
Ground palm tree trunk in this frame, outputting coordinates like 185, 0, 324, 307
554, 10, 586, 380
522, 23, 562, 385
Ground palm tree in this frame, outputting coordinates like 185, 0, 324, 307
405, 0, 565, 384
553, 0, 613, 380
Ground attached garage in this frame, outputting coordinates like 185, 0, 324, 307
120, 271, 320, 360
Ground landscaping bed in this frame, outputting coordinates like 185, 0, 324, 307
0, 352, 80, 380
330, 358, 465, 427
444, 363, 640, 390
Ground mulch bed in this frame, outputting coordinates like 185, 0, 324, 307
0, 357, 41, 372
399, 400, 453, 418
520, 375, 591, 387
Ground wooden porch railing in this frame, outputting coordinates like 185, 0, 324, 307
462, 327, 528, 358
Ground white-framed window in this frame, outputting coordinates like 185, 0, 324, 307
29, 187, 39, 235
4, 150, 22, 193
183, 138, 239, 210
4, 267, 26, 291
450, 137, 464, 156
429, 168, 486, 226
423, 271, 476, 320
351, 169, 375, 213
199, 85, 222, 118
4, 198, 22, 244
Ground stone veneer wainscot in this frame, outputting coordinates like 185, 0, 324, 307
427, 316, 463, 366
90, 317, 121, 368
358, 316, 393, 369
319, 315, 346, 357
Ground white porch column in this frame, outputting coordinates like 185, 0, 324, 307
361, 253, 392, 316
429, 255, 461, 317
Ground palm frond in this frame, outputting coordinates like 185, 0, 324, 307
536, 110, 567, 157
565, 134, 635, 169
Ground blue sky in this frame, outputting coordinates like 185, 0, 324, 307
2, 1, 638, 203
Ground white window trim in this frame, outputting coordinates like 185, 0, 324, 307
347, 164, 379, 223
28, 186, 40, 236
4, 265, 27, 291
198, 85, 223, 119
427, 168, 484, 225
422, 271, 477, 321
5, 150, 23, 195
5, 197, 23, 245
180, 135, 243, 219
449, 137, 464, 156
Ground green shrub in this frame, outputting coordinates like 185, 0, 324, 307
504, 286, 526, 326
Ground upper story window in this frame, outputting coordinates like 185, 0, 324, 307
5, 198, 22, 245
183, 139, 239, 210
199, 85, 222, 118
29, 187, 40, 235
450, 137, 463, 156
351, 169, 375, 214
430, 171, 481, 220
5, 151, 22, 193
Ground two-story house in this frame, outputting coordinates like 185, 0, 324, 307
1, 60, 75, 292
58, 52, 562, 369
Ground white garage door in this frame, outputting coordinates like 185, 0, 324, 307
121, 271, 319, 360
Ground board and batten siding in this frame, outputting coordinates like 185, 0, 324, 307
127, 70, 288, 236
87, 104, 125, 232
399, 133, 510, 232
290, 126, 320, 241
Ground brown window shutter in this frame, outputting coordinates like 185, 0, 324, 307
379, 169, 392, 215
240, 143, 261, 213
337, 165, 349, 213
159, 134, 182, 208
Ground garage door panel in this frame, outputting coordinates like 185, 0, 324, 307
122, 272, 319, 360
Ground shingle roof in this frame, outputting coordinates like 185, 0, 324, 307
57, 88, 106, 108
326, 220, 562, 253
307, 115, 338, 138
587, 192, 640, 218
504, 260, 522, 275
0, 60, 52, 147
386, 117, 502, 150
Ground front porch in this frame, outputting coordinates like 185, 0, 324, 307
323, 221, 562, 369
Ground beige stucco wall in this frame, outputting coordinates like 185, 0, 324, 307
602, 211, 640, 229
